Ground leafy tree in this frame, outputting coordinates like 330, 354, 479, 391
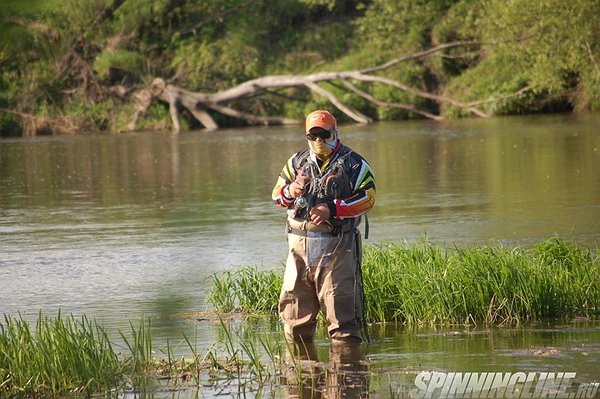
0, 0, 598, 135
443, 0, 600, 114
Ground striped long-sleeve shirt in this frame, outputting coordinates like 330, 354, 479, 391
272, 143, 375, 220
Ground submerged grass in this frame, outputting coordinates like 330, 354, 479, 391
209, 237, 600, 326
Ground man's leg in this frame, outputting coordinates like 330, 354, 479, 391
318, 231, 363, 342
279, 234, 320, 342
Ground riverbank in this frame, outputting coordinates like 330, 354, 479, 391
2, 2, 599, 136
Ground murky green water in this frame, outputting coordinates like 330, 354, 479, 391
1, 113, 599, 397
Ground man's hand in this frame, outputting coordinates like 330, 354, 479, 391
288, 168, 313, 198
288, 181, 305, 198
309, 203, 330, 225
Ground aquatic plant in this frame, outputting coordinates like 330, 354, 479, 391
208, 265, 282, 314
361, 237, 600, 325
0, 313, 187, 397
0, 312, 123, 397
208, 238, 600, 326
0, 312, 303, 398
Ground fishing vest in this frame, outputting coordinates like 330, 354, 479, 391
287, 146, 355, 226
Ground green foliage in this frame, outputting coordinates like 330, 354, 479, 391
0, 113, 21, 137
1, 0, 599, 135
0, 313, 123, 397
135, 102, 171, 132
354, 0, 460, 55
365, 238, 600, 324
299, 0, 337, 9
444, 0, 600, 114
94, 49, 146, 78
271, 21, 356, 74
0, 312, 292, 396
442, 50, 533, 116
0, 71, 22, 135
208, 265, 283, 314
61, 97, 114, 132
172, 35, 260, 91
430, 1, 484, 78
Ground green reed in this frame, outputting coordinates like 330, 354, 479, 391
0, 312, 295, 397
0, 313, 164, 397
208, 265, 282, 313
119, 318, 153, 374
361, 237, 599, 325
0, 312, 123, 397
208, 237, 600, 326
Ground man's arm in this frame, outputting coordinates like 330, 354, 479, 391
331, 158, 376, 219
272, 153, 304, 207
272, 175, 294, 207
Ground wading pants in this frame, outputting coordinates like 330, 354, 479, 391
279, 218, 363, 343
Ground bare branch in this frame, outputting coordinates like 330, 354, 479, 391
585, 40, 600, 81
359, 41, 492, 74
126, 88, 153, 131
206, 103, 299, 125
339, 80, 444, 121
304, 82, 371, 124
465, 87, 531, 107
345, 72, 490, 118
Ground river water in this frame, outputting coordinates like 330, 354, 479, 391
1, 113, 599, 396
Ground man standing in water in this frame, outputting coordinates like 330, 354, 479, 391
272, 109, 376, 344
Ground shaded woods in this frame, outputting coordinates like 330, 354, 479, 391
1, 0, 599, 136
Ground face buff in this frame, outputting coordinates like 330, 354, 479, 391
308, 128, 338, 157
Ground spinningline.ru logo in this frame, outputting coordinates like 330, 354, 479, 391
409, 372, 599, 399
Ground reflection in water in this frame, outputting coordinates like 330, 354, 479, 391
282, 341, 369, 399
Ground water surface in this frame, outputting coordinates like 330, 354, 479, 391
1, 113, 599, 396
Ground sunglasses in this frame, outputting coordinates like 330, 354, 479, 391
306, 129, 332, 141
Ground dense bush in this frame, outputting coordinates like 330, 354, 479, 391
0, 0, 598, 135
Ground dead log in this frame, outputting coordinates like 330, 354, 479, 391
127, 41, 528, 133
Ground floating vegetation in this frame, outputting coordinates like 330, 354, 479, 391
208, 237, 600, 326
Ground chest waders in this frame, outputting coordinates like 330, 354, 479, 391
353, 222, 370, 343
291, 149, 371, 342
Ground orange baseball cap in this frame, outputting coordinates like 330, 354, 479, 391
305, 110, 337, 133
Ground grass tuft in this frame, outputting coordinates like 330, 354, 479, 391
0, 312, 123, 397
0, 313, 291, 397
208, 265, 282, 314
208, 238, 600, 326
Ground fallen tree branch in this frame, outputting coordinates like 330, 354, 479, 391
339, 79, 444, 121
359, 40, 491, 75
124, 42, 512, 132
465, 87, 531, 107
304, 82, 371, 124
